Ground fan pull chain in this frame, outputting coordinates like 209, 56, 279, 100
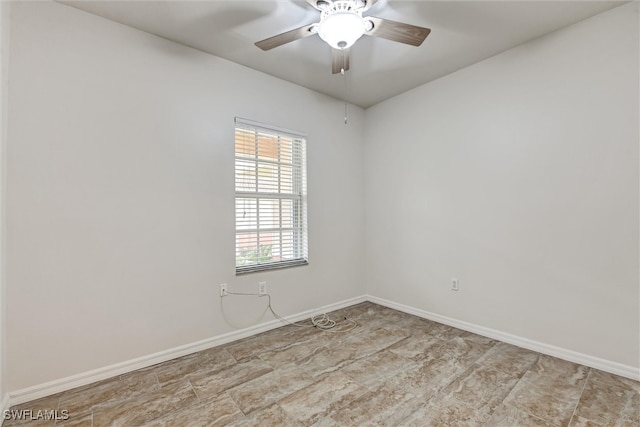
342, 50, 348, 124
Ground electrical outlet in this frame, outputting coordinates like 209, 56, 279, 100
451, 278, 459, 291
220, 283, 228, 297
258, 281, 267, 295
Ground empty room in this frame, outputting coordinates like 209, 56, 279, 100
0, 0, 638, 426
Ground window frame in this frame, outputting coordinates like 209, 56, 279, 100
234, 117, 308, 275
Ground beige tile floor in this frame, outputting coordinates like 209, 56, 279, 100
5, 302, 639, 426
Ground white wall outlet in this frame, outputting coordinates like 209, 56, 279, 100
451, 278, 459, 291
220, 283, 228, 297
258, 281, 267, 295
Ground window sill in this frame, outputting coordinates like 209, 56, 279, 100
235, 259, 309, 275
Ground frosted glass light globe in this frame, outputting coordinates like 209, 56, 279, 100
318, 12, 366, 49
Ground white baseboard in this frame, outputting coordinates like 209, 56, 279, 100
8, 295, 366, 406
8, 293, 638, 407
367, 295, 640, 382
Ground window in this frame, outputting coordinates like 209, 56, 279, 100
234, 118, 308, 274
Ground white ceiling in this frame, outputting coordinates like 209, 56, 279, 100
61, 0, 625, 108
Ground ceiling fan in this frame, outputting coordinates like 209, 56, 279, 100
255, 0, 431, 74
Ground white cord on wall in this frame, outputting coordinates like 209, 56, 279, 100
225, 291, 358, 332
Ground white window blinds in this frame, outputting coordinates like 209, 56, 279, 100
234, 118, 308, 274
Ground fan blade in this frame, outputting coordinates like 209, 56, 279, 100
255, 23, 318, 51
365, 16, 431, 46
331, 48, 350, 74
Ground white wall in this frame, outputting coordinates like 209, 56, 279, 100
364, 3, 639, 369
0, 0, 9, 406
6, 1, 365, 391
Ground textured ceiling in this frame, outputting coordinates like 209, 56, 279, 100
62, 0, 626, 108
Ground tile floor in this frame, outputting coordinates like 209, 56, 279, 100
4, 302, 639, 426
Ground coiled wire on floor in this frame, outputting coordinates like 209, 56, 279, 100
225, 292, 358, 332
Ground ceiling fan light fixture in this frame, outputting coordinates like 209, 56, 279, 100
318, 11, 366, 49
